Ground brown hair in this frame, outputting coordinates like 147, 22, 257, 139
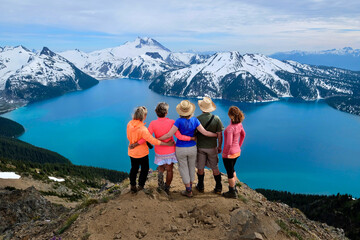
133, 106, 147, 121
228, 106, 244, 124
180, 114, 192, 119
155, 102, 169, 118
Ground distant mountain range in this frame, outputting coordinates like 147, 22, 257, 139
270, 47, 360, 71
59, 37, 209, 80
0, 46, 98, 113
1, 38, 360, 116
149, 51, 360, 107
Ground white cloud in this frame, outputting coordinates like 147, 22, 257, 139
1, 0, 360, 53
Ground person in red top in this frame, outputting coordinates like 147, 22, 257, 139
130, 102, 194, 194
222, 106, 246, 198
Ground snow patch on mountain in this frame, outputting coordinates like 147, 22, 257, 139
0, 46, 98, 112
150, 51, 360, 102
59, 37, 208, 80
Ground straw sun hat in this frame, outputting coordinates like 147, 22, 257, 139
176, 100, 196, 116
198, 97, 216, 113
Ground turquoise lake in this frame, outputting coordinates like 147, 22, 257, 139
3, 78, 360, 197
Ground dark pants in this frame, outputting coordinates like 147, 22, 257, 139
223, 157, 238, 178
130, 155, 149, 187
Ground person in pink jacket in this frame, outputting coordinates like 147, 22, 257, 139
130, 102, 194, 194
222, 106, 246, 198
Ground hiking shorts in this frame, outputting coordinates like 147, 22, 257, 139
196, 147, 219, 171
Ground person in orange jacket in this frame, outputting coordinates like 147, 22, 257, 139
127, 106, 174, 193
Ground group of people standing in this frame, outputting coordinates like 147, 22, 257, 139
126, 97, 246, 198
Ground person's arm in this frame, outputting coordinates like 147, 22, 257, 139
223, 128, 234, 158
223, 128, 233, 157
129, 141, 140, 149
158, 125, 178, 140
197, 124, 217, 137
142, 128, 162, 146
239, 128, 246, 148
131, 123, 154, 148
175, 130, 194, 141
217, 131, 223, 153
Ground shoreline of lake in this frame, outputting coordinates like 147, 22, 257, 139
2, 78, 360, 197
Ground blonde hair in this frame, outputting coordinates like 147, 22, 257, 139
228, 106, 245, 124
133, 106, 148, 121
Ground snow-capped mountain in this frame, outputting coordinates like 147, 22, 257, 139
149, 51, 360, 102
59, 37, 208, 79
0, 46, 98, 112
270, 47, 360, 71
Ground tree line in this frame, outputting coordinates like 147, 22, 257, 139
256, 188, 360, 240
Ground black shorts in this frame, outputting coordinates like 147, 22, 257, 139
223, 157, 238, 178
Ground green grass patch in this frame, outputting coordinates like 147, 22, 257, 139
80, 198, 99, 208
81, 232, 91, 240
289, 231, 303, 240
238, 194, 248, 203
100, 196, 109, 203
276, 219, 289, 231
56, 213, 79, 235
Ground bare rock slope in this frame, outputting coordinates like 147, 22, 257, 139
55, 169, 346, 240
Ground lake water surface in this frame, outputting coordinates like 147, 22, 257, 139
3, 78, 360, 197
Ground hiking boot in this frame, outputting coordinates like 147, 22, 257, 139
213, 188, 222, 195
164, 185, 170, 195
222, 190, 237, 199
214, 174, 222, 194
156, 186, 163, 193
196, 184, 204, 193
130, 185, 137, 194
138, 186, 151, 194
181, 190, 193, 198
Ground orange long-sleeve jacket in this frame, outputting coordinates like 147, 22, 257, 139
127, 119, 161, 158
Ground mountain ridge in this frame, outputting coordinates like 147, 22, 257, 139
270, 47, 360, 71
0, 45, 99, 113
149, 51, 360, 105
2, 38, 360, 116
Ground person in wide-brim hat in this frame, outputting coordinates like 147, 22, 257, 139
198, 97, 216, 113
176, 100, 196, 116
159, 99, 218, 198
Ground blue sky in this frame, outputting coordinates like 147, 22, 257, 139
1, 0, 360, 54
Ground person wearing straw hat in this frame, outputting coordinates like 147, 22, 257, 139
129, 102, 195, 195
158, 100, 217, 197
196, 97, 224, 194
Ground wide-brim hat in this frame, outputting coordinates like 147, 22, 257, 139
176, 100, 196, 116
198, 97, 216, 113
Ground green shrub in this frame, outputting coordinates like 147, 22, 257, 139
56, 213, 79, 234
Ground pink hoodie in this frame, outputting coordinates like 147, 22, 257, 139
222, 123, 246, 158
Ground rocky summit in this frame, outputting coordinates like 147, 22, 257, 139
2, 169, 347, 240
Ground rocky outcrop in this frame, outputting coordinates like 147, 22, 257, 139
45, 169, 346, 240
0, 186, 68, 239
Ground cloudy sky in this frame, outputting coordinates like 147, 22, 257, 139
1, 0, 360, 54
